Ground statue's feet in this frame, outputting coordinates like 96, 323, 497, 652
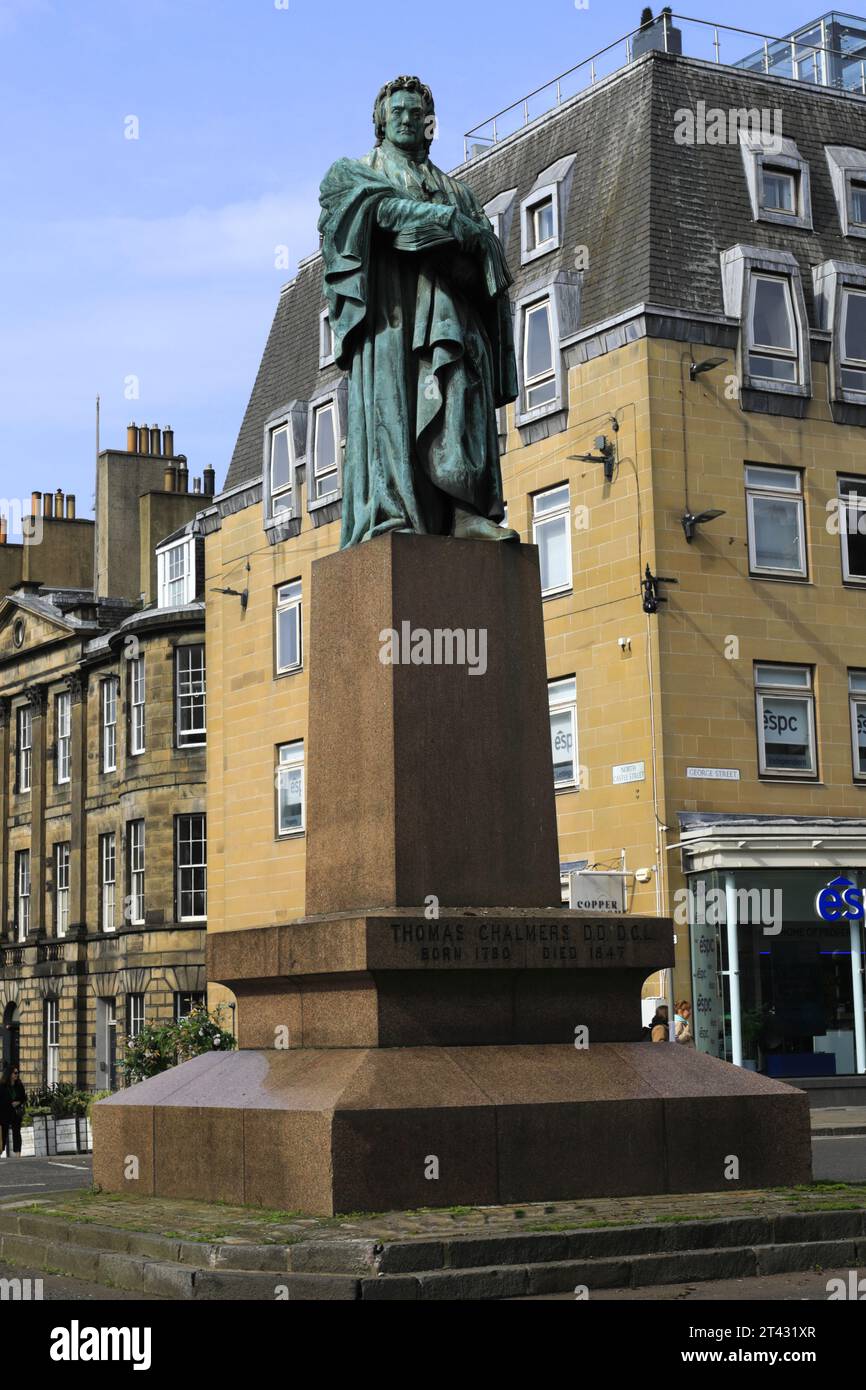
452, 508, 519, 542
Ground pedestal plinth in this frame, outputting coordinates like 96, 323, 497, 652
93, 535, 812, 1214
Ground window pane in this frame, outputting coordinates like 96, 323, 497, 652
749, 352, 797, 382
533, 198, 554, 245
844, 290, 866, 363
755, 664, 810, 688
752, 277, 794, 350
278, 606, 299, 670
761, 695, 812, 771
751, 494, 803, 571
314, 406, 337, 497
537, 513, 570, 592
550, 708, 575, 783
850, 670, 866, 694
853, 699, 866, 776
525, 303, 553, 379
278, 744, 305, 833
762, 169, 795, 211
745, 466, 800, 491
851, 180, 866, 223
271, 427, 290, 491
839, 479, 866, 578
533, 484, 570, 516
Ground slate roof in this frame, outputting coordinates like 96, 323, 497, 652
224, 48, 866, 492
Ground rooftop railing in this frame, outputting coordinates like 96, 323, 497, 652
463, 12, 866, 159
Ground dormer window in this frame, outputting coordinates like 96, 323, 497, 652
519, 155, 576, 266
825, 148, 866, 239
529, 196, 554, 252
851, 179, 866, 227
739, 133, 812, 231
841, 288, 866, 391
748, 274, 798, 383
269, 424, 294, 515
812, 260, 866, 405
319, 309, 335, 368
524, 299, 556, 409
157, 536, 195, 607
312, 401, 339, 501
760, 166, 796, 214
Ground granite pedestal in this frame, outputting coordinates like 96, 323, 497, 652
93, 535, 812, 1213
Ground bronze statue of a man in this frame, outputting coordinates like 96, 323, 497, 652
318, 75, 519, 548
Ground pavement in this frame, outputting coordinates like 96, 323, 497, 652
0, 1153, 92, 1202
810, 1106, 866, 1137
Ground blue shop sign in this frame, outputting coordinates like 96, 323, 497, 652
816, 876, 865, 923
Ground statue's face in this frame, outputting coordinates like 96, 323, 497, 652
384, 90, 427, 151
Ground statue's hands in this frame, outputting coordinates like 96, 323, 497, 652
450, 210, 489, 254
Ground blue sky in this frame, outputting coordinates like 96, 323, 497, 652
0, 0, 836, 523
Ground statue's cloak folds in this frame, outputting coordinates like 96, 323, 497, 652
318, 147, 518, 547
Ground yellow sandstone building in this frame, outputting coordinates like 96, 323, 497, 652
205, 18, 866, 1097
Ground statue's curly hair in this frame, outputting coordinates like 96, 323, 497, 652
373, 75, 435, 148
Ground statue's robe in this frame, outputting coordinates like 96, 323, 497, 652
318, 141, 518, 548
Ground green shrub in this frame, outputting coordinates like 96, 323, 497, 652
120, 1004, 236, 1085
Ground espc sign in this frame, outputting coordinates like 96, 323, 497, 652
816, 875, 865, 922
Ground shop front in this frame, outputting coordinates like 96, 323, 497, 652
678, 815, 866, 1082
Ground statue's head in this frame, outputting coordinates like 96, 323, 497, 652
373, 75, 435, 154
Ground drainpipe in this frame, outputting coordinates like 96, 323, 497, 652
724, 871, 743, 1066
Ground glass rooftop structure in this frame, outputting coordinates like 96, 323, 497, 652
734, 11, 866, 92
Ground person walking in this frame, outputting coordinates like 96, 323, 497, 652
0, 1065, 26, 1157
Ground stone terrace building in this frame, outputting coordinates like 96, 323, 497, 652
206, 15, 866, 1092
0, 429, 214, 1091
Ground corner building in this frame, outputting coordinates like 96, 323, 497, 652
206, 15, 866, 1097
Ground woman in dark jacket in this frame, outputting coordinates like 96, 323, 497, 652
0, 1066, 26, 1157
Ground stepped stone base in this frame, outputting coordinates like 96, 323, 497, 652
92, 1043, 811, 1216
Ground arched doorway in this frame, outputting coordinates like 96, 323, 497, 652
2, 1003, 20, 1072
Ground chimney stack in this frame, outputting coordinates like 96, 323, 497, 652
162, 426, 174, 457
138, 425, 150, 454
203, 465, 216, 496
43, 494, 54, 518
66, 495, 76, 520
149, 425, 161, 456
127, 423, 138, 452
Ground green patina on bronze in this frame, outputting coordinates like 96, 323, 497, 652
318, 75, 519, 548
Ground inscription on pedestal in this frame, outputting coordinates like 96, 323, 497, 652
365, 915, 668, 970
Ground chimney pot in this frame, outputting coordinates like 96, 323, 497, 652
66, 495, 76, 520
163, 465, 176, 492
162, 426, 175, 457
31, 491, 41, 517
0, 516, 7, 544
149, 425, 161, 456
127, 423, 138, 452
43, 494, 54, 518
203, 465, 216, 496
55, 489, 63, 515
138, 425, 150, 454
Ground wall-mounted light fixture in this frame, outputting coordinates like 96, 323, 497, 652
569, 434, 617, 482
688, 355, 727, 381
681, 508, 726, 542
